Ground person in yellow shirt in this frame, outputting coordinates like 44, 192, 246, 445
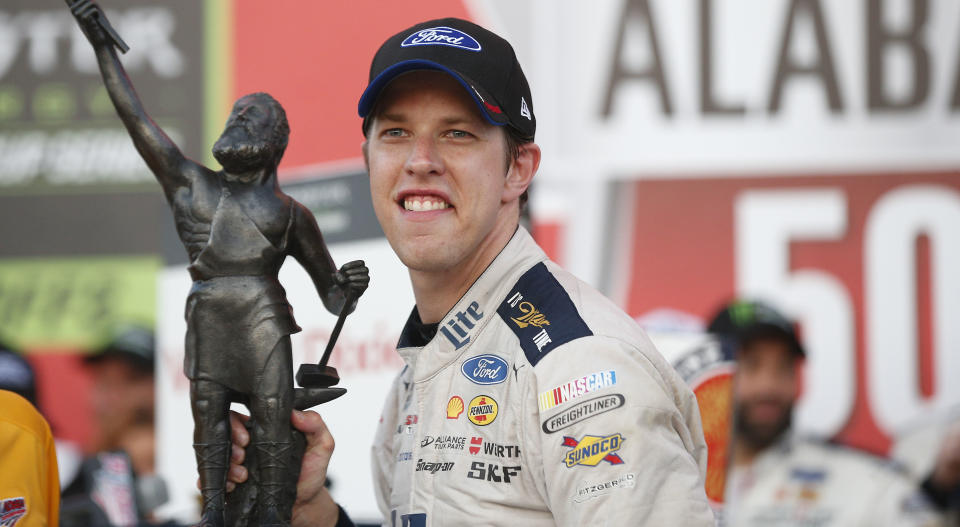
0, 389, 59, 527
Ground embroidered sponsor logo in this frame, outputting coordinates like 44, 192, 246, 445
401, 27, 482, 52
0, 497, 26, 527
395, 414, 418, 434
467, 395, 498, 426
440, 301, 484, 350
538, 370, 617, 411
446, 396, 464, 419
542, 394, 625, 433
468, 436, 521, 457
562, 433, 625, 468
572, 473, 636, 503
506, 292, 555, 352
508, 297, 551, 329
397, 451, 413, 462
415, 459, 455, 474
461, 354, 508, 385
420, 435, 466, 451
466, 461, 521, 483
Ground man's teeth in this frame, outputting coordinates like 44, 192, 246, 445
404, 198, 450, 212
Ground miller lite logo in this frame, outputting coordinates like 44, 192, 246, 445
440, 301, 484, 350
0, 497, 26, 527
401, 27, 482, 52
461, 354, 508, 385
508, 297, 551, 329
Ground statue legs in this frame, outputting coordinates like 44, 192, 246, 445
249, 336, 295, 527
191, 380, 231, 527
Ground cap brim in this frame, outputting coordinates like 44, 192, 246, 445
84, 349, 154, 371
738, 324, 805, 358
358, 59, 509, 128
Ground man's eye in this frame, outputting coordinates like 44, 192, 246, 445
384, 129, 405, 137
448, 130, 472, 139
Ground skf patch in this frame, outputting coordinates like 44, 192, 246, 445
467, 395, 498, 426
562, 433, 625, 468
446, 396, 464, 419
0, 497, 26, 527
497, 263, 592, 366
538, 370, 617, 411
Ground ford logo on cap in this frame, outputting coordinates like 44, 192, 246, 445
401, 27, 482, 52
461, 354, 508, 385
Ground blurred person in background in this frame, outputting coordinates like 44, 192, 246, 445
82, 324, 156, 469
710, 299, 945, 527
0, 389, 60, 527
60, 324, 172, 526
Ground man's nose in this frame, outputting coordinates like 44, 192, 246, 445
404, 136, 443, 176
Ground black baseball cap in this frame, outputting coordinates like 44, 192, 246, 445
0, 343, 37, 406
85, 324, 155, 373
358, 18, 535, 139
707, 300, 805, 358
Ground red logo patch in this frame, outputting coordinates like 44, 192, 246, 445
470, 436, 482, 455
1, 497, 27, 527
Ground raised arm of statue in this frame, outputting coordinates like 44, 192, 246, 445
71, 0, 195, 200
289, 202, 370, 316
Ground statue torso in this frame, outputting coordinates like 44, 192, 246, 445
171, 172, 292, 280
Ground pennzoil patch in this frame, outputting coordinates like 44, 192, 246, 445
497, 262, 592, 366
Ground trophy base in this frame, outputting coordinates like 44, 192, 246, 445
295, 364, 340, 388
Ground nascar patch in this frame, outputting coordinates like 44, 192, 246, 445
538, 370, 617, 411
562, 433, 625, 468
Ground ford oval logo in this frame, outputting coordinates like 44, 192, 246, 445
401, 27, 482, 52
461, 354, 508, 385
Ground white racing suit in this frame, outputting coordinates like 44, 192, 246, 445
370, 227, 713, 526
724, 437, 945, 527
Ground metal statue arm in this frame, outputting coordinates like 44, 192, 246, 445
288, 201, 369, 316
71, 0, 195, 199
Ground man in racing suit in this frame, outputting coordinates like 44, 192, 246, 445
358, 18, 712, 525
370, 227, 710, 525
710, 300, 944, 527
229, 16, 713, 527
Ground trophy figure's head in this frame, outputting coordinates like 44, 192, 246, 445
212, 92, 290, 180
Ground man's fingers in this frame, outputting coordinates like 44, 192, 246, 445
230, 411, 250, 447
231, 444, 245, 464
291, 410, 327, 438
228, 464, 248, 484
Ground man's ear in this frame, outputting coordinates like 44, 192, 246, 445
503, 143, 540, 203
362, 140, 370, 171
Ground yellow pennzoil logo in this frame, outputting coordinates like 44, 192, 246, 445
561, 433, 625, 468
467, 395, 499, 426
511, 301, 551, 329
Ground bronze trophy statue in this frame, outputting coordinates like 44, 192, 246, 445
69, 2, 370, 526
